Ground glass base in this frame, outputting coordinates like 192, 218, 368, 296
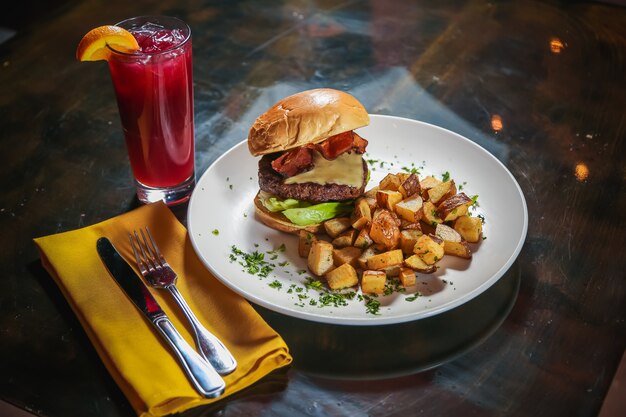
135, 174, 195, 206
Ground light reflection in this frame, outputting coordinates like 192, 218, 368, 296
575, 162, 589, 182
550, 38, 565, 54
491, 114, 503, 132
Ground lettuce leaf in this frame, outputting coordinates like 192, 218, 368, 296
260, 194, 308, 212
282, 202, 354, 226
259, 192, 354, 226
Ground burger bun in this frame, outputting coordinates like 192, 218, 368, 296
248, 88, 369, 156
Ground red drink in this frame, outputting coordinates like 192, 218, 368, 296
108, 16, 194, 204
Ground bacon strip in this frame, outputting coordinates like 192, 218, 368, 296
271, 146, 313, 177
316, 131, 354, 160
271, 131, 369, 177
316, 131, 369, 160
351, 132, 368, 154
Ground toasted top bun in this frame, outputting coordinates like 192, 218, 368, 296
253, 192, 323, 234
248, 88, 369, 156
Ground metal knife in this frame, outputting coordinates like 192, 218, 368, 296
96, 237, 225, 399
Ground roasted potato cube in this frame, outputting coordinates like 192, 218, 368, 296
351, 198, 372, 230
389, 210, 402, 227
366, 249, 404, 270
399, 267, 416, 287
413, 234, 445, 265
400, 220, 423, 231
380, 264, 401, 277
444, 240, 472, 259
394, 194, 424, 223
454, 215, 483, 243
369, 209, 401, 249
427, 179, 455, 205
398, 173, 421, 198
364, 197, 378, 211
332, 229, 356, 248
364, 186, 379, 199
436, 223, 472, 259
357, 246, 379, 269
435, 223, 462, 242
379, 173, 401, 191
420, 175, 442, 189
325, 263, 358, 290
361, 270, 387, 295
437, 193, 472, 222
420, 176, 442, 199
332, 246, 362, 267
422, 201, 443, 226
298, 230, 317, 258
400, 229, 423, 255
376, 189, 403, 211
397, 172, 410, 182
323, 217, 352, 238
308, 240, 335, 276
354, 228, 374, 249
404, 254, 436, 273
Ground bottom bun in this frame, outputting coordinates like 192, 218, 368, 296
254, 192, 323, 234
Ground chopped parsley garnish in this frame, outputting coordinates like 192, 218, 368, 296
405, 293, 422, 302
384, 278, 406, 296
304, 278, 324, 291
317, 291, 357, 308
442, 171, 451, 182
471, 194, 479, 207
211, 229, 219, 236
268, 280, 282, 289
401, 166, 420, 175
363, 295, 381, 315
229, 245, 275, 278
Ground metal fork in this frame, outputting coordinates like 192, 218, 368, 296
129, 227, 237, 375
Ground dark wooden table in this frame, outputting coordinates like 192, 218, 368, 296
1, 1, 624, 416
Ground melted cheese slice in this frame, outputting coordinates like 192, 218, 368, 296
284, 150, 363, 187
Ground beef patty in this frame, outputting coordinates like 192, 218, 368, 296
258, 154, 368, 202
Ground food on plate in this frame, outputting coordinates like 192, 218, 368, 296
325, 264, 359, 290
453, 215, 483, 243
247, 88, 370, 234
307, 240, 335, 276
298, 171, 483, 294
361, 270, 387, 294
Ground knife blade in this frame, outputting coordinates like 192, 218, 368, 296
96, 237, 225, 398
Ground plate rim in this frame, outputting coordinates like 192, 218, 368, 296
188, 114, 528, 326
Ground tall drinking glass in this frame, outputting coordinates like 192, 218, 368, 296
108, 16, 195, 205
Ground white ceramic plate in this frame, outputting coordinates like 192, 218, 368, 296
188, 115, 527, 325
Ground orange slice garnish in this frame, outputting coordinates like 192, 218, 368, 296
76, 25, 140, 61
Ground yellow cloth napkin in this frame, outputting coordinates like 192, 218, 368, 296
33, 202, 292, 417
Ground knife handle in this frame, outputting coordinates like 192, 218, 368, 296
154, 316, 226, 398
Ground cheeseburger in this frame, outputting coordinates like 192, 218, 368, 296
248, 88, 370, 234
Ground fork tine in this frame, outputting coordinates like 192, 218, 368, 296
144, 227, 164, 262
139, 229, 158, 263
129, 233, 143, 269
133, 230, 156, 271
